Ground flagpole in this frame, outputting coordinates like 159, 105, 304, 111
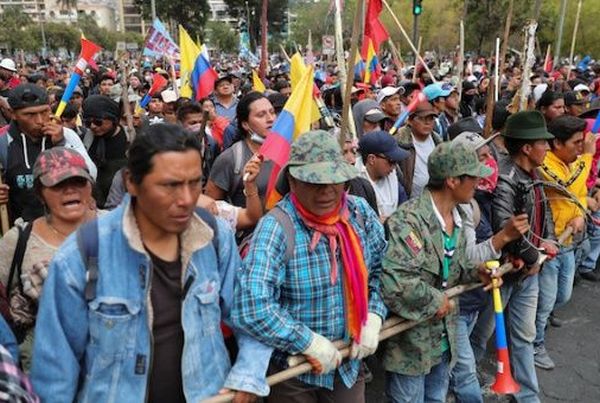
499, 0, 514, 80
457, 20, 464, 98
494, 37, 500, 102
381, 0, 437, 83
338, 0, 361, 146
259, 0, 268, 79
566, 0, 583, 80
412, 36, 422, 84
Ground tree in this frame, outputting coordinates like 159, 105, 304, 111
224, 0, 289, 47
0, 6, 37, 52
134, 0, 210, 39
206, 21, 239, 53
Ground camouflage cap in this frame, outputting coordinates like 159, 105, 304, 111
276, 130, 358, 194
428, 142, 493, 181
33, 147, 93, 187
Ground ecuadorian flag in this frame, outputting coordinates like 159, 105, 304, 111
363, 37, 379, 85
260, 66, 315, 209
191, 52, 218, 100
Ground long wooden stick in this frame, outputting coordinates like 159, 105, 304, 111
201, 264, 518, 403
499, 0, 514, 78
566, 0, 583, 81
457, 20, 465, 98
412, 36, 422, 84
339, 0, 362, 145
494, 37, 500, 102
381, 0, 437, 83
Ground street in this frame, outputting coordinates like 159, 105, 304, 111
365, 279, 600, 402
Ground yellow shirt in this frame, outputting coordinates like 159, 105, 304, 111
539, 151, 592, 244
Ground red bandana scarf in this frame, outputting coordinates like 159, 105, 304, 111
290, 192, 369, 342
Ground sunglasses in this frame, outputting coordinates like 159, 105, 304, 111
84, 118, 105, 127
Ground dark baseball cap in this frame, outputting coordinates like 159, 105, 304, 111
448, 117, 483, 140
8, 84, 49, 110
564, 91, 586, 106
33, 147, 93, 187
410, 101, 438, 118
359, 130, 409, 162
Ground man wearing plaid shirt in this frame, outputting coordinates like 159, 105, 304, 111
232, 130, 387, 402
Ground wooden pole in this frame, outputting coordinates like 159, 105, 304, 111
381, 0, 437, 83
412, 36, 422, 83
201, 271, 515, 403
457, 20, 465, 98
338, 0, 362, 145
499, 0, 514, 78
519, 22, 538, 111
259, 0, 268, 80
494, 37, 500, 102
554, 0, 568, 67
566, 0, 583, 81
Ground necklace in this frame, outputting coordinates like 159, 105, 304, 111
45, 217, 70, 238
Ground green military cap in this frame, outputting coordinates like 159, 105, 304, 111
428, 142, 493, 181
503, 110, 554, 140
276, 130, 358, 194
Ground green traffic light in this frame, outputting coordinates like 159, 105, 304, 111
413, 6, 422, 15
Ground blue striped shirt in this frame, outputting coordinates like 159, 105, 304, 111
232, 194, 387, 389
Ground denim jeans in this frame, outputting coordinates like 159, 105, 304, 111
385, 351, 450, 403
580, 210, 600, 273
535, 248, 576, 346
449, 311, 483, 403
470, 275, 540, 403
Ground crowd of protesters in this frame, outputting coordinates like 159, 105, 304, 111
0, 47, 598, 403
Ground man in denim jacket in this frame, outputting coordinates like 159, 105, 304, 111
30, 124, 271, 402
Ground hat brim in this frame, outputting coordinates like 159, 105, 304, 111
364, 112, 386, 123
276, 160, 358, 195
290, 160, 358, 184
468, 162, 494, 178
39, 168, 94, 188
383, 147, 410, 162
411, 110, 438, 118
503, 129, 554, 140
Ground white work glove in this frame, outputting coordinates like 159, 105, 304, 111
350, 313, 383, 360
303, 332, 342, 374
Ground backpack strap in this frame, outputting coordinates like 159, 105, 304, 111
231, 141, 245, 197
77, 219, 99, 302
268, 206, 296, 263
7, 222, 33, 295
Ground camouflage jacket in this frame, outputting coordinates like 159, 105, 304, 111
381, 189, 480, 376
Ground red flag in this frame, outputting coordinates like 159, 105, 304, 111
363, 0, 389, 55
544, 47, 553, 74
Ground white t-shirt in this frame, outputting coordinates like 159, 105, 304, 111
356, 156, 398, 219
411, 133, 436, 198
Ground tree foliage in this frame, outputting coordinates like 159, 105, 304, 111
206, 21, 239, 53
224, 0, 289, 46
0, 6, 143, 53
134, 0, 210, 39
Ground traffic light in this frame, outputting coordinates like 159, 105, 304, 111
413, 0, 423, 15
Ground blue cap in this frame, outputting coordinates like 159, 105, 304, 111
423, 83, 452, 102
358, 130, 410, 162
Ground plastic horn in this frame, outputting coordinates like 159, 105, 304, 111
389, 92, 427, 135
139, 73, 169, 108
487, 260, 520, 395
55, 38, 102, 118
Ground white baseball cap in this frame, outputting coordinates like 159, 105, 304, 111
574, 83, 591, 93
376, 86, 400, 104
0, 58, 16, 73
